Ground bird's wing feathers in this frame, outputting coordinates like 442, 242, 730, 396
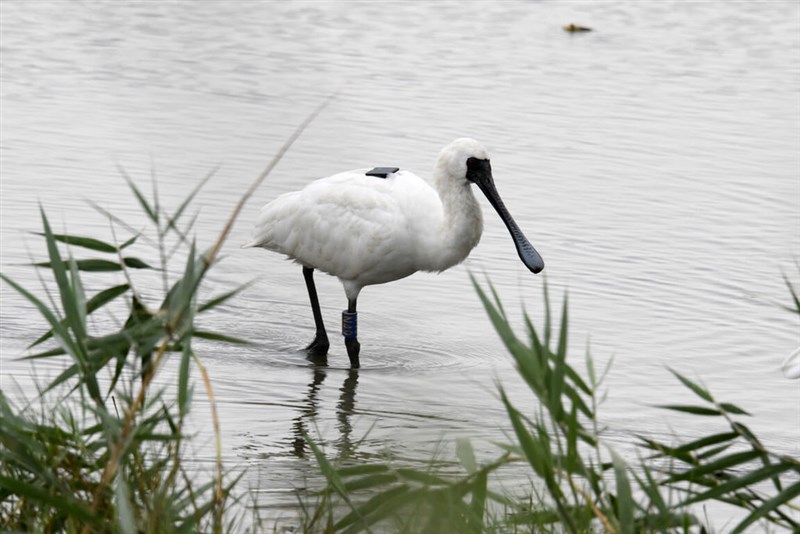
248, 170, 440, 283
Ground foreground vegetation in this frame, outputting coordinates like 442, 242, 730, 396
1, 134, 798, 531
303, 277, 800, 532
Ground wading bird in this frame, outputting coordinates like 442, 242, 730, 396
245, 138, 544, 368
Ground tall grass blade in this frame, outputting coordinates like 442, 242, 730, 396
0, 474, 97, 524
29, 283, 131, 348
33, 232, 119, 253
543, 276, 552, 348
658, 404, 723, 416
682, 462, 795, 506
456, 437, 478, 474
668, 368, 713, 403
731, 480, 800, 533
167, 165, 218, 233
178, 337, 192, 418
198, 281, 255, 313
115, 472, 136, 534
0, 273, 81, 369
672, 432, 739, 456
34, 258, 153, 272
469, 470, 488, 531
192, 330, 251, 345
341, 473, 398, 492
549, 299, 569, 419
610, 448, 634, 534
119, 164, 157, 223
500, 390, 546, 479
666, 449, 762, 483
718, 402, 750, 416
337, 464, 391, 477
334, 486, 414, 533
68, 256, 87, 335
119, 234, 138, 249
40, 208, 86, 343
304, 434, 350, 504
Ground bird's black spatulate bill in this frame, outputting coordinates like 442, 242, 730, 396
466, 157, 544, 274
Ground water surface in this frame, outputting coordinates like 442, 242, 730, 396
1, 0, 798, 527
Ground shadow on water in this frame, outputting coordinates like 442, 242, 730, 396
291, 353, 359, 461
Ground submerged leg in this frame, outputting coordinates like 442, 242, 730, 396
303, 267, 329, 358
342, 298, 360, 369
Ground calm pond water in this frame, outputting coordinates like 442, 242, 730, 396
1, 0, 798, 527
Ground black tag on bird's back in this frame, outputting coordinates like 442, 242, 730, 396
366, 167, 400, 178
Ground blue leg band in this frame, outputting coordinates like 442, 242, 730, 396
342, 311, 357, 339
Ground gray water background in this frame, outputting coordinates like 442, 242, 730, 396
1, 0, 798, 527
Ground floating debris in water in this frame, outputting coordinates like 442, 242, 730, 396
563, 23, 592, 33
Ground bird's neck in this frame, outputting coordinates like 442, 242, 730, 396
422, 167, 483, 272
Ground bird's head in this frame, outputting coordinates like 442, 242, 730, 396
437, 138, 490, 187
437, 138, 545, 275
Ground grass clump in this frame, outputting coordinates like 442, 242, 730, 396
0, 102, 329, 531
302, 278, 800, 533
0, 182, 242, 532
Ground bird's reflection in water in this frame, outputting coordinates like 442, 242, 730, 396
291, 365, 326, 457
336, 370, 359, 459
291, 354, 359, 459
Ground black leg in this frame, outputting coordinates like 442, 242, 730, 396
342, 298, 360, 368
303, 267, 329, 358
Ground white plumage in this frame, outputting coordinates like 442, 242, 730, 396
245, 138, 543, 367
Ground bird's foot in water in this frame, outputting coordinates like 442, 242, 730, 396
305, 334, 330, 364
345, 338, 360, 369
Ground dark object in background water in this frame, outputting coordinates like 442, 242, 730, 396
563, 23, 592, 32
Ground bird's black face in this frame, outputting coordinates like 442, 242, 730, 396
466, 157, 493, 186
465, 157, 545, 274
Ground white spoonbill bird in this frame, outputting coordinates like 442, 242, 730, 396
245, 138, 544, 368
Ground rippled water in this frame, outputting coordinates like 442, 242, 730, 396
2, 0, 798, 526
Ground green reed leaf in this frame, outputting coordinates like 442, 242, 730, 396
192, 330, 250, 345
674, 431, 739, 455
610, 448, 634, 534
718, 402, 751, 416
34, 258, 153, 272
305, 434, 349, 502
501, 389, 547, 478
122, 257, 154, 269
33, 232, 118, 253
167, 165, 217, 233
666, 449, 762, 483
197, 281, 255, 313
342, 473, 397, 492
669, 368, 713, 403
658, 404, 723, 416
336, 464, 391, 477
732, 480, 800, 533
119, 164, 157, 223
0, 272, 81, 378
335, 485, 413, 533
549, 299, 568, 420
178, 340, 192, 419
683, 462, 795, 506
469, 470, 488, 530
456, 437, 478, 474
115, 471, 136, 534
0, 475, 97, 523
